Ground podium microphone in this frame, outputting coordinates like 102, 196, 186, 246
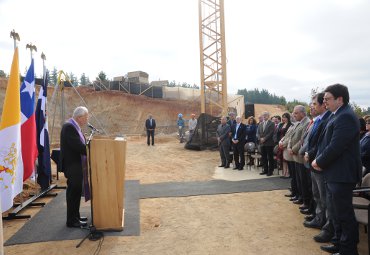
88, 123, 100, 133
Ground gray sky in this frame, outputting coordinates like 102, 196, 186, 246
0, 0, 369, 108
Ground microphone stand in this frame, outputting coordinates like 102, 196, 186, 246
76, 129, 103, 248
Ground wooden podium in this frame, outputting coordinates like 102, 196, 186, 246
89, 136, 127, 231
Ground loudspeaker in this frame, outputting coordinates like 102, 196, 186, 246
245, 104, 255, 119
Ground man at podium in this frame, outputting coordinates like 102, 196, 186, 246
60, 106, 89, 228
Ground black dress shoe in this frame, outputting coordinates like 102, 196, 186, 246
218, 165, 225, 167
300, 208, 312, 215
293, 199, 303, 205
233, 167, 238, 170
260, 172, 267, 175
284, 193, 294, 197
320, 244, 339, 253
289, 197, 298, 201
304, 214, 315, 221
313, 230, 333, 243
238, 167, 244, 170
66, 221, 87, 228
224, 165, 230, 169
303, 219, 322, 229
299, 204, 309, 210
79, 216, 88, 222
266, 173, 272, 176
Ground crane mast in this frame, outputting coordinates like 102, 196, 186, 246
198, 0, 228, 116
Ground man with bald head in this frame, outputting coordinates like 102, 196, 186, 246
288, 105, 310, 208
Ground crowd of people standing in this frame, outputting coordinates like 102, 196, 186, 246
215, 84, 369, 255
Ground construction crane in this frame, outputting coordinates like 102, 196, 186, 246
198, 0, 228, 116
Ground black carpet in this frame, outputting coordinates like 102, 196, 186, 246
5, 180, 140, 246
5, 177, 289, 245
140, 177, 289, 199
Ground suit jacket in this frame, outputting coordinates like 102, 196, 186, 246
316, 105, 362, 183
217, 124, 231, 146
59, 122, 87, 178
145, 118, 156, 130
306, 111, 332, 164
361, 134, 370, 172
231, 123, 246, 146
257, 120, 275, 147
288, 116, 310, 164
281, 123, 297, 162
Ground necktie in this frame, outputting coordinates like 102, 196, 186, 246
263, 121, 267, 132
150, 119, 152, 126
311, 118, 321, 134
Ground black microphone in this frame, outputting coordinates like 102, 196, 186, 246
88, 123, 100, 133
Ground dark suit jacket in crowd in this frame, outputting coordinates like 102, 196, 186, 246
257, 120, 275, 147
231, 123, 246, 145
306, 111, 331, 164
361, 134, 370, 172
59, 122, 87, 178
145, 118, 156, 130
316, 105, 362, 183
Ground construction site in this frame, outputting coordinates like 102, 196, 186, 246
1, 1, 368, 255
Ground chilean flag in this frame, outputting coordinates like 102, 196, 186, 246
20, 59, 38, 181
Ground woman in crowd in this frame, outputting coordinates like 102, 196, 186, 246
245, 116, 258, 165
361, 116, 370, 176
277, 112, 293, 178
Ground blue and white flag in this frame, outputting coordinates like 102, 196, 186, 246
35, 71, 51, 190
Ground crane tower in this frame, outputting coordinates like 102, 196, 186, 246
198, 0, 228, 116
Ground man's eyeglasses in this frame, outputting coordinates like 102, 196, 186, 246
323, 96, 335, 102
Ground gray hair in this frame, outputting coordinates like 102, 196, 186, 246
294, 105, 306, 115
262, 111, 270, 117
72, 106, 88, 118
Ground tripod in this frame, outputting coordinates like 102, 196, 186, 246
76, 129, 103, 248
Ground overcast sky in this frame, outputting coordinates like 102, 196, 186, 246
0, 0, 369, 108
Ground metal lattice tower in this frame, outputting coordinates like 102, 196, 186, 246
198, 0, 228, 116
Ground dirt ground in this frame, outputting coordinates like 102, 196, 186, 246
2, 135, 368, 255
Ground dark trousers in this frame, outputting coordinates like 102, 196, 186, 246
219, 143, 230, 166
288, 161, 299, 197
326, 182, 358, 255
66, 175, 83, 224
147, 130, 154, 145
233, 143, 245, 168
296, 163, 312, 204
261, 145, 274, 174
311, 171, 327, 224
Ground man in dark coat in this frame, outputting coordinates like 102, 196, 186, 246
217, 116, 231, 168
257, 111, 275, 176
231, 116, 246, 170
312, 84, 362, 255
145, 114, 156, 146
60, 106, 89, 228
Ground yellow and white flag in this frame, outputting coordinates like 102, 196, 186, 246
0, 48, 24, 212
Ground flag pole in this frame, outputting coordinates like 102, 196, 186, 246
26, 43, 37, 61
10, 29, 20, 50
41, 52, 46, 77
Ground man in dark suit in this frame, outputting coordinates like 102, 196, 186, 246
257, 111, 275, 176
217, 116, 231, 168
312, 84, 362, 255
231, 116, 246, 170
60, 106, 89, 228
145, 114, 156, 146
303, 93, 333, 242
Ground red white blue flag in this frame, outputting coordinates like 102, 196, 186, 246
20, 59, 38, 181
